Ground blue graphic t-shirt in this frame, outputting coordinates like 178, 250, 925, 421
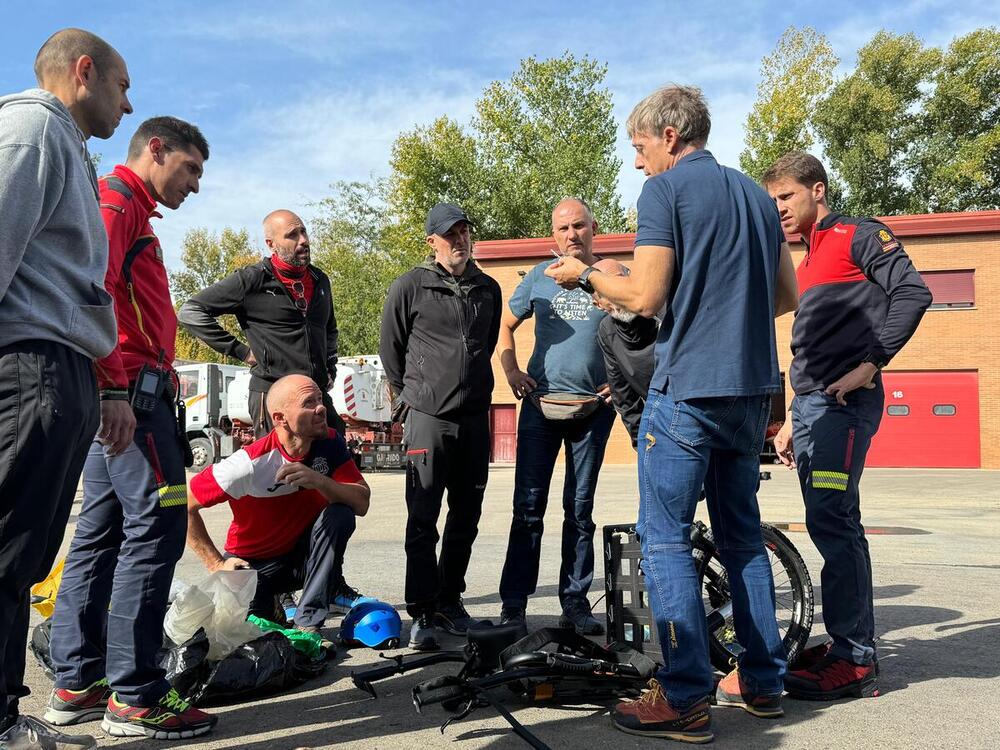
509, 259, 607, 395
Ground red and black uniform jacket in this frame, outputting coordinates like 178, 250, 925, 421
790, 213, 932, 395
94, 164, 175, 395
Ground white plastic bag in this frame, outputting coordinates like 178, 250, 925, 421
163, 569, 261, 659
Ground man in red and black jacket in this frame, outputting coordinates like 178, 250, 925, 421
46, 117, 218, 739
177, 210, 345, 438
763, 152, 931, 701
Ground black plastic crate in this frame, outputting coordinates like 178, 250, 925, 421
603, 523, 660, 654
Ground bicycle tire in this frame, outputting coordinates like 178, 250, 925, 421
695, 522, 814, 673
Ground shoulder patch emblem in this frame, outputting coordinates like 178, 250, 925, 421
311, 457, 330, 475
878, 229, 892, 243
881, 240, 900, 253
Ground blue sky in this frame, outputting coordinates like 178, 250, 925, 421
3, 0, 996, 269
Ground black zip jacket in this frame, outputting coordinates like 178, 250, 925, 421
380, 259, 502, 417
597, 314, 657, 446
177, 258, 338, 393
791, 213, 932, 394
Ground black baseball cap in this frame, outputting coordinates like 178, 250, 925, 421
425, 203, 472, 237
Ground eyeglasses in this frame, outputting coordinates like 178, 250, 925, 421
291, 280, 307, 312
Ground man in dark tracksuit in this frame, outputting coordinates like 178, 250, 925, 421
177, 210, 344, 438
764, 152, 931, 700
379, 203, 502, 650
47, 118, 218, 739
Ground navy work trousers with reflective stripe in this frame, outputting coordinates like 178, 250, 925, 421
50, 396, 187, 707
791, 378, 883, 666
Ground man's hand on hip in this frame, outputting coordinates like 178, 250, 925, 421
506, 369, 537, 400
245, 350, 257, 366
825, 363, 878, 406
98, 400, 137, 456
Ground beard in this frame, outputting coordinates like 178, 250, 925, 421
610, 307, 637, 323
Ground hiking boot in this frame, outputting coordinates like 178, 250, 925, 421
295, 624, 335, 651
611, 678, 713, 743
784, 654, 879, 700
791, 641, 880, 675
559, 599, 604, 636
45, 679, 113, 725
330, 580, 376, 615
408, 613, 440, 651
499, 606, 526, 627
434, 599, 482, 636
101, 688, 217, 739
714, 668, 783, 718
0, 715, 96, 749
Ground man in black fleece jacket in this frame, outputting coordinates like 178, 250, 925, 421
379, 203, 502, 650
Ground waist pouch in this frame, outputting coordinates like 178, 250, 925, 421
533, 393, 600, 421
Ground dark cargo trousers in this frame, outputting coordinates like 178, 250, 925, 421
0, 342, 99, 729
403, 408, 490, 617
791, 378, 884, 666
239, 503, 357, 628
50, 395, 188, 707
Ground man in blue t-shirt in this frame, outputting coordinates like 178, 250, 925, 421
546, 86, 798, 742
496, 198, 616, 636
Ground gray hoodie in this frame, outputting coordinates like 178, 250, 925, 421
0, 88, 116, 359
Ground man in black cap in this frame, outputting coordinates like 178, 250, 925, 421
379, 203, 502, 650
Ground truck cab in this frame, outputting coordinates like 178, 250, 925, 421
175, 362, 249, 471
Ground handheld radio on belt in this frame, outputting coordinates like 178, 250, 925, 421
131, 351, 170, 414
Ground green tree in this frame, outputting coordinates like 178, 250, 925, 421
740, 27, 838, 181
389, 52, 627, 240
170, 227, 261, 363
813, 32, 941, 216
913, 27, 1000, 211
310, 180, 425, 356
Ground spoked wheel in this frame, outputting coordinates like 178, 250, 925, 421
696, 521, 814, 673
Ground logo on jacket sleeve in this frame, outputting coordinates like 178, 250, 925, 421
878, 229, 900, 253
311, 457, 330, 475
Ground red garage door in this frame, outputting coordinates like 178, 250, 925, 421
490, 404, 517, 463
867, 371, 980, 468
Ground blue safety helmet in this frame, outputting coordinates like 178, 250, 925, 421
339, 600, 402, 649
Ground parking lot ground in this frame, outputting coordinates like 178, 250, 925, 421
20, 465, 1000, 749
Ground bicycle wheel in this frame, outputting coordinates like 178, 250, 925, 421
696, 521, 813, 673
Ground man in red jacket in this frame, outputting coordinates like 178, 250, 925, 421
46, 117, 219, 741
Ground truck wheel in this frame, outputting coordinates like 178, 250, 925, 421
189, 437, 215, 472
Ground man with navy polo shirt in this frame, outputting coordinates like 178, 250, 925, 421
185, 374, 370, 635
546, 85, 799, 742
497, 198, 616, 636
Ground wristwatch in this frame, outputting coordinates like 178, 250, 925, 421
578, 266, 600, 294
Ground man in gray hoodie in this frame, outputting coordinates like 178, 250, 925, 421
0, 28, 132, 750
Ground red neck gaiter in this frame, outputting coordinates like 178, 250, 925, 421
271, 253, 314, 307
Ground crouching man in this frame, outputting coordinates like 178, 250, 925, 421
186, 374, 370, 634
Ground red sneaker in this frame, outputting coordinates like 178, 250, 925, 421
611, 679, 713, 743
45, 679, 113, 725
101, 688, 217, 739
715, 668, 783, 718
785, 654, 879, 700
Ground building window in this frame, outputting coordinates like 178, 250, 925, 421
932, 404, 957, 416
920, 270, 975, 309
887, 405, 910, 416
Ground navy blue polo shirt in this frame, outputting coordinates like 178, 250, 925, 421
635, 150, 783, 400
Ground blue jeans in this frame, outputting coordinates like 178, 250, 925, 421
499, 399, 615, 610
792, 379, 883, 665
637, 389, 786, 709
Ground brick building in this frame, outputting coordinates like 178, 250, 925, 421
474, 210, 1000, 469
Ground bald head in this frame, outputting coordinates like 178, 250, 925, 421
263, 210, 311, 267
266, 374, 315, 416
34, 28, 121, 85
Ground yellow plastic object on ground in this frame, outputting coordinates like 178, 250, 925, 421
30, 558, 65, 618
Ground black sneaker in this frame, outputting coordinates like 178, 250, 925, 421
408, 613, 440, 651
0, 715, 97, 748
434, 599, 481, 636
499, 606, 526, 627
560, 598, 604, 636
330, 580, 376, 615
